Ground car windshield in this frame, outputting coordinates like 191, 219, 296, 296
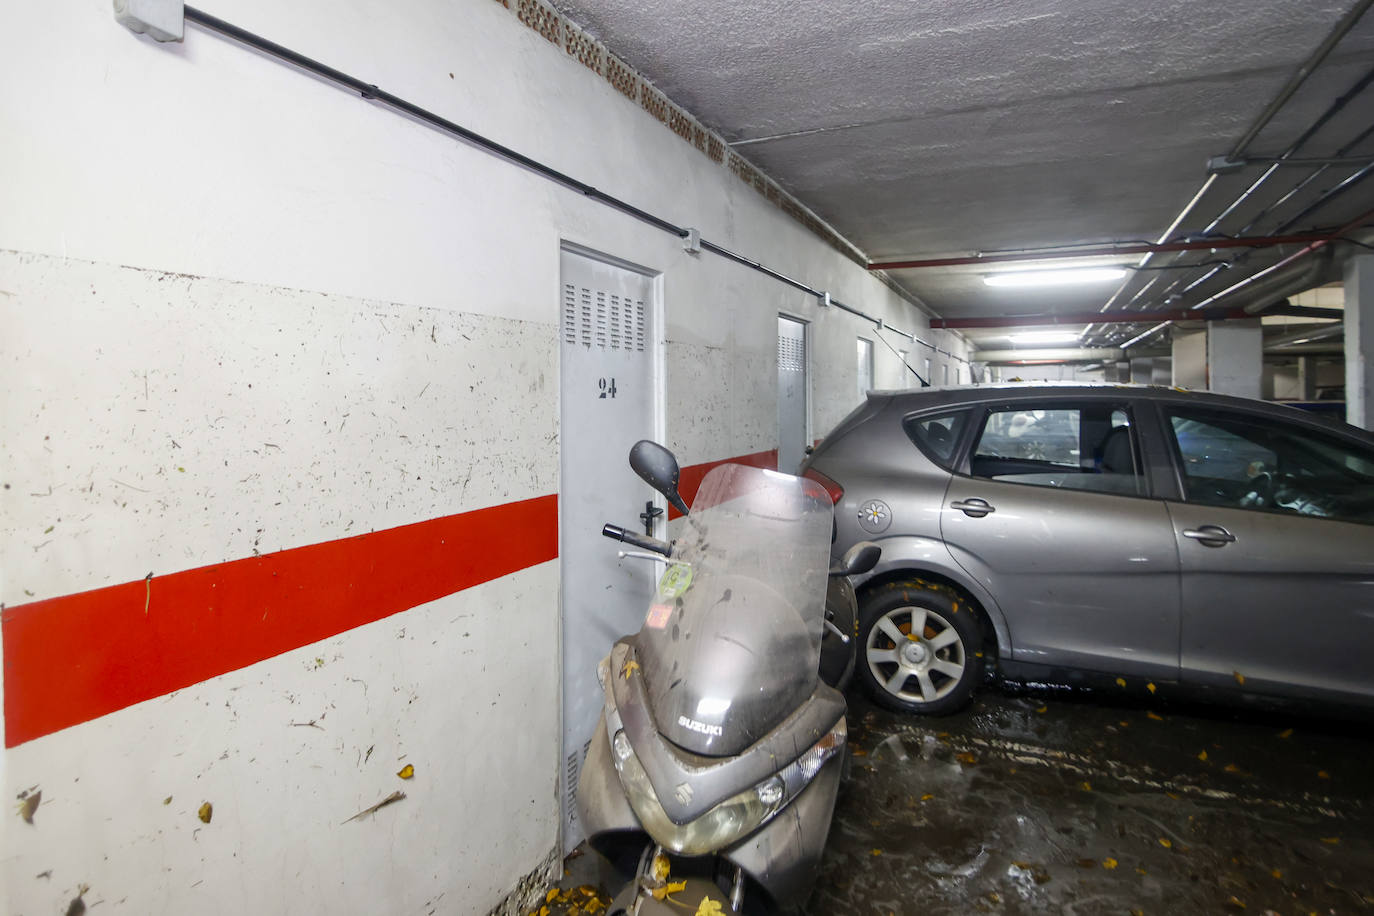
635, 464, 833, 754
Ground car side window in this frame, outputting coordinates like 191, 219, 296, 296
1167, 409, 1374, 524
903, 411, 969, 470
969, 404, 1144, 495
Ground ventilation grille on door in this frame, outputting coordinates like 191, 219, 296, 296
778, 333, 805, 372
563, 284, 645, 351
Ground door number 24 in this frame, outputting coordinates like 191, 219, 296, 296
599, 377, 618, 399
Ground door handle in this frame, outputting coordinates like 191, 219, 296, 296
950, 498, 996, 518
1182, 525, 1236, 546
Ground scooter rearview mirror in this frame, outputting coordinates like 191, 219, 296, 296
629, 439, 690, 517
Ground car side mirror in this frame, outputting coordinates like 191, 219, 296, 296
629, 440, 690, 517
831, 541, 880, 577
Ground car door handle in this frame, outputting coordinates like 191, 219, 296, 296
950, 498, 996, 518
1181, 525, 1236, 546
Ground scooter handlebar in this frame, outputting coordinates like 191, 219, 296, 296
602, 523, 673, 557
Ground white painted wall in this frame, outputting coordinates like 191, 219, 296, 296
1172, 327, 1208, 389
0, 1, 961, 913
1206, 319, 1262, 400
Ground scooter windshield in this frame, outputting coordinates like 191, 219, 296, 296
635, 464, 834, 756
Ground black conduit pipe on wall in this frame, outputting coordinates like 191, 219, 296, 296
181, 6, 963, 383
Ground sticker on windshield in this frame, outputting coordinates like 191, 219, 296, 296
645, 603, 672, 630
657, 564, 693, 599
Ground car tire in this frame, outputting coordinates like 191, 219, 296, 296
857, 580, 983, 715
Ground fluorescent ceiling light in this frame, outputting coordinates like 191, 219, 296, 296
984, 267, 1127, 288
1010, 331, 1081, 344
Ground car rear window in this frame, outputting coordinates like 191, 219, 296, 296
903, 411, 969, 470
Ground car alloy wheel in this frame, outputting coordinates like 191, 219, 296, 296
858, 581, 983, 715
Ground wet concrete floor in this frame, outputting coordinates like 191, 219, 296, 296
547, 687, 1374, 915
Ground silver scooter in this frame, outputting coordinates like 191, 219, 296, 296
579, 441, 878, 915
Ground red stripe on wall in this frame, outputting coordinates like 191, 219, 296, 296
2, 495, 558, 748
672, 449, 779, 519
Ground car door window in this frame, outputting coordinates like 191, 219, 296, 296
969, 405, 1143, 495
1167, 409, 1374, 524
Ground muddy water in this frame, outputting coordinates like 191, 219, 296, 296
812, 690, 1374, 914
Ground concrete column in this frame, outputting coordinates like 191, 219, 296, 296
1297, 356, 1317, 401
1347, 254, 1374, 430
1152, 358, 1172, 385
1172, 328, 1207, 389
1206, 318, 1262, 399
1130, 358, 1153, 384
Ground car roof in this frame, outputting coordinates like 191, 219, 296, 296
865, 383, 1374, 441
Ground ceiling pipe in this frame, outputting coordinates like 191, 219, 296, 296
1195, 207, 1374, 312
1085, 17, 1373, 342
1267, 324, 1347, 348
933, 307, 1255, 330
1223, 0, 1374, 161
973, 347, 1135, 363
865, 232, 1334, 271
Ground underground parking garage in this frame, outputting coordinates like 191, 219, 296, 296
2, 1, 1373, 914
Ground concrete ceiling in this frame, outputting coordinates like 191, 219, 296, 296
552, 0, 1374, 359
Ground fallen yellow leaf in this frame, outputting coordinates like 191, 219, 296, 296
921, 793, 934, 801
1080, 781, 1092, 792
18, 791, 41, 825
1197, 750, 1208, 762
1147, 711, 1163, 721
871, 848, 883, 856
1278, 728, 1293, 739
620, 659, 641, 680
1271, 868, 1282, 879
1158, 837, 1172, 849
651, 854, 670, 882
1226, 895, 1246, 909
1119, 721, 1130, 728
956, 752, 977, 765
1321, 836, 1340, 845
1116, 677, 1127, 688
1102, 857, 1118, 870
650, 881, 687, 901
397, 764, 415, 780
1317, 770, 1330, 780
1136, 867, 1148, 876
695, 900, 723, 916
1147, 682, 1157, 694
1036, 705, 1048, 714
1224, 764, 1240, 774
1233, 671, 1245, 686
198, 801, 213, 824
546, 888, 560, 904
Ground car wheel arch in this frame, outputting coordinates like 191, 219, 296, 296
855, 566, 1008, 670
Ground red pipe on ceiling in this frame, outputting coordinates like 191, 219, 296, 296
867, 232, 1339, 271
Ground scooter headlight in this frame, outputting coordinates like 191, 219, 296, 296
607, 721, 845, 856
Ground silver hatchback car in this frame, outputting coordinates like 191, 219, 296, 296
799, 384, 1374, 716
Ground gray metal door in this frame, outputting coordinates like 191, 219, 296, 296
559, 247, 659, 852
778, 315, 808, 473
